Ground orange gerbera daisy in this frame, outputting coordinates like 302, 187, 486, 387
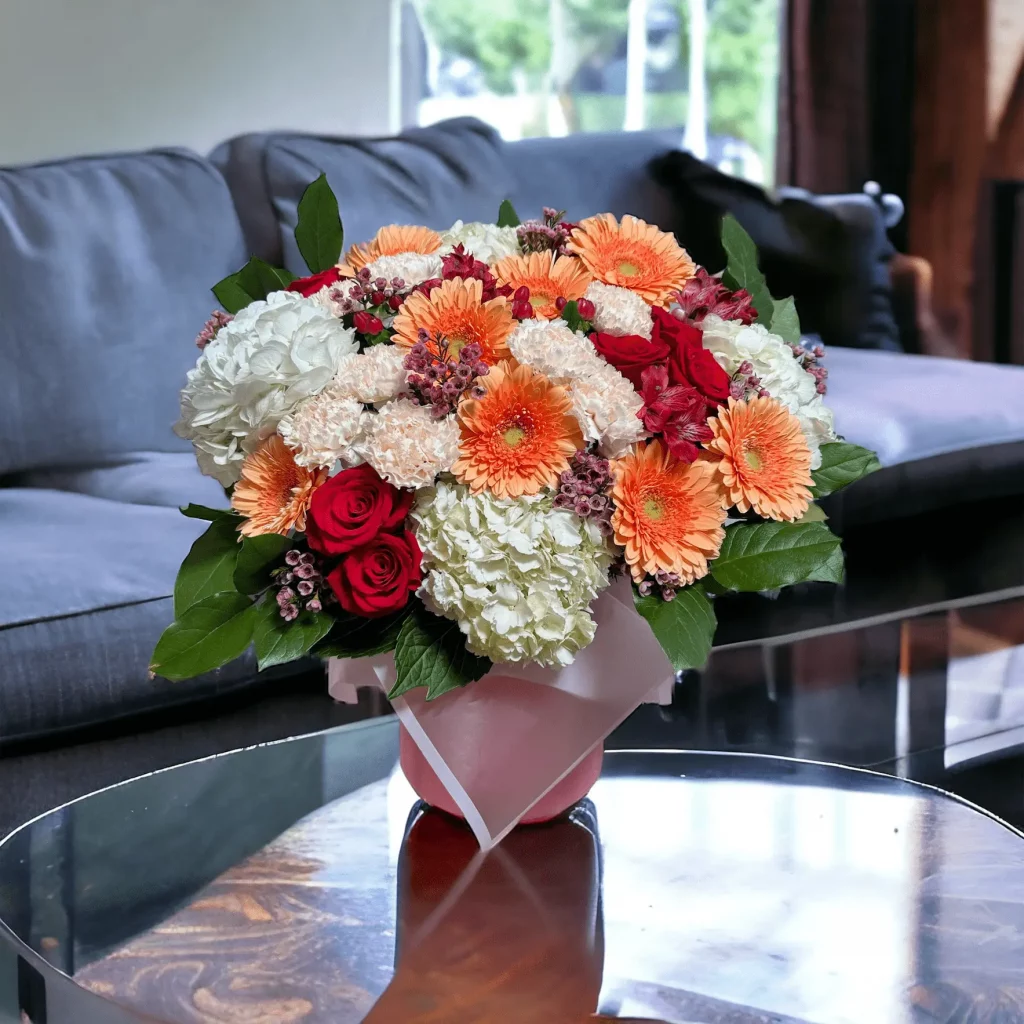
231, 434, 327, 537
453, 360, 584, 499
491, 252, 593, 320
392, 277, 514, 363
705, 397, 814, 521
342, 225, 443, 274
568, 213, 696, 305
612, 440, 727, 584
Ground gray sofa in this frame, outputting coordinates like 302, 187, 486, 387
2, 117, 1024, 760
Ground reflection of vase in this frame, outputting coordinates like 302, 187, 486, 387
399, 719, 604, 825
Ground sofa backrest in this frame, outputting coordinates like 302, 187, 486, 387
0, 149, 248, 476
211, 118, 685, 276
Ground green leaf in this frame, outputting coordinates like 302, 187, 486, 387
720, 213, 774, 326
294, 173, 344, 274
180, 503, 233, 522
252, 602, 335, 671
151, 593, 256, 681
390, 605, 491, 701
497, 198, 521, 228
711, 522, 845, 592
770, 295, 801, 344
315, 608, 410, 659
796, 503, 829, 523
811, 442, 882, 498
211, 273, 252, 314
173, 518, 241, 617
233, 533, 292, 596
634, 584, 717, 672
211, 257, 295, 313
560, 299, 590, 333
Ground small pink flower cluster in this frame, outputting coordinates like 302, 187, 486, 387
272, 549, 331, 621
675, 267, 757, 325
552, 451, 614, 535
195, 310, 233, 349
404, 334, 489, 418
331, 268, 406, 315
729, 360, 771, 401
517, 207, 578, 256
791, 343, 828, 395
637, 570, 684, 601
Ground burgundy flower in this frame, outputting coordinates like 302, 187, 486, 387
638, 366, 713, 463
440, 244, 512, 302
675, 267, 757, 326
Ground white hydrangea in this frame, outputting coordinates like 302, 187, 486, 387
332, 343, 409, 405
363, 252, 444, 288
569, 362, 647, 459
412, 481, 614, 667
357, 400, 460, 489
278, 388, 368, 469
507, 318, 603, 384
175, 291, 358, 485
441, 220, 521, 264
700, 314, 836, 468
585, 281, 653, 340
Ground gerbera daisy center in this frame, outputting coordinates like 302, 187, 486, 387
501, 410, 534, 449
618, 260, 640, 277
743, 444, 764, 471
643, 495, 666, 521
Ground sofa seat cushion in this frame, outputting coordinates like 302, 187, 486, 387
824, 349, 1024, 524
0, 149, 247, 476
15, 452, 229, 509
0, 489, 254, 744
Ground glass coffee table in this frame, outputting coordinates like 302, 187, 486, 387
2, 718, 1024, 1024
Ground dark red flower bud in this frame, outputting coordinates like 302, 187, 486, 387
371, 290, 386, 305
511, 299, 534, 320
514, 285, 531, 303
388, 294, 403, 310
555, 296, 568, 311
353, 311, 385, 335
576, 297, 596, 320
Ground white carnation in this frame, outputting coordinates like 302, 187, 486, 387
279, 389, 368, 469
441, 220, 521, 264
569, 362, 647, 459
700, 314, 837, 468
358, 400, 459, 489
585, 281, 653, 340
507, 318, 604, 384
332, 344, 409, 405
175, 291, 359, 485
412, 481, 614, 667
364, 252, 444, 288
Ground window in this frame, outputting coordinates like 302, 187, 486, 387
399, 0, 781, 185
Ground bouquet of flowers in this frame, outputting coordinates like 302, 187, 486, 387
154, 176, 878, 843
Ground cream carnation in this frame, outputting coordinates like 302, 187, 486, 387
412, 481, 614, 667
441, 220, 521, 264
507, 318, 604, 383
278, 388, 368, 469
332, 344, 409, 405
585, 281, 654, 339
357, 400, 459, 488
363, 252, 444, 288
700, 314, 836, 468
569, 362, 647, 459
175, 291, 358, 485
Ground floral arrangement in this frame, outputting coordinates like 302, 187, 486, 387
152, 177, 879, 701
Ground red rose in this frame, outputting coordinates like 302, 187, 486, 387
287, 267, 343, 297
589, 332, 671, 391
328, 531, 422, 618
653, 307, 731, 405
353, 311, 384, 336
306, 464, 413, 557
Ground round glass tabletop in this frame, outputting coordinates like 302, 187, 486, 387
1, 717, 1024, 1024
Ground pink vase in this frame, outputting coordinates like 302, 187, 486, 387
399, 723, 604, 825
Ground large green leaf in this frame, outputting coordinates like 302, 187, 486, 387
179, 503, 233, 522
294, 173, 344, 273
151, 593, 256, 681
711, 522, 845, 592
233, 534, 292, 596
770, 295, 801, 344
634, 584, 717, 672
811, 442, 882, 498
211, 274, 252, 315
173, 518, 241, 617
497, 198, 521, 228
720, 213, 774, 326
212, 257, 295, 313
252, 601, 334, 671
314, 608, 410, 660
389, 606, 491, 701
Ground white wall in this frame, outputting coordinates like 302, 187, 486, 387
0, 0, 397, 166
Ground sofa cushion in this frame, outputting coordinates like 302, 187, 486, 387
649, 150, 901, 351
211, 118, 684, 274
0, 149, 248, 476
0, 489, 252, 743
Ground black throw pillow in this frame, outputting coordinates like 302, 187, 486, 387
649, 150, 901, 351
